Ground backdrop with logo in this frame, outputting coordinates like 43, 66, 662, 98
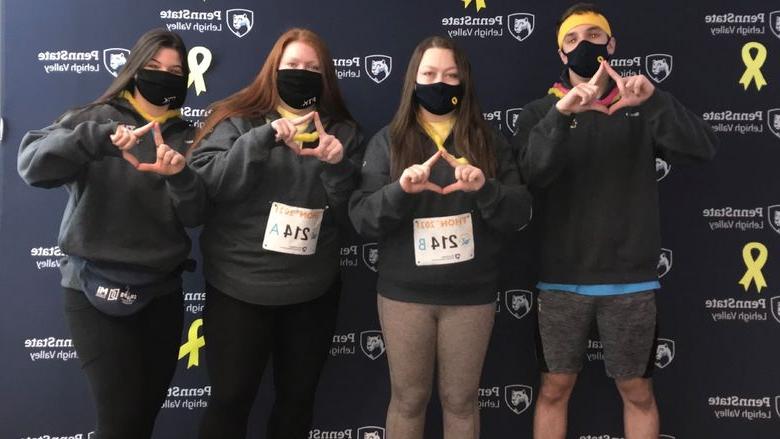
1, 1, 779, 438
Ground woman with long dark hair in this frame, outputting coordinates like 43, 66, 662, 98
18, 29, 203, 439
349, 36, 532, 438
190, 28, 362, 439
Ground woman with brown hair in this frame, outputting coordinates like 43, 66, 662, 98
18, 29, 202, 439
190, 28, 362, 438
349, 36, 532, 438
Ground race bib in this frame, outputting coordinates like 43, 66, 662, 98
263, 202, 324, 255
413, 213, 475, 266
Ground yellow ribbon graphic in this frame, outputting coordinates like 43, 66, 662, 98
187, 46, 213, 96
178, 318, 205, 368
738, 242, 768, 292
738, 42, 767, 91
463, 0, 486, 12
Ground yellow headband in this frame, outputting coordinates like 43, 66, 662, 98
557, 12, 612, 49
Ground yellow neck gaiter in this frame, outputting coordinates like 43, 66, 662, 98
276, 106, 319, 143
120, 90, 180, 124
419, 115, 469, 165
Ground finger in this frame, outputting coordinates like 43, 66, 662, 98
602, 61, 624, 84
587, 103, 610, 114
121, 151, 140, 168
313, 111, 326, 134
132, 121, 156, 137
442, 181, 465, 195
423, 182, 443, 194
162, 149, 176, 166
152, 122, 164, 146
588, 61, 607, 85
170, 154, 185, 167
291, 111, 315, 126
469, 169, 483, 183
455, 165, 465, 182
423, 149, 442, 168
157, 144, 171, 160
299, 146, 323, 158
135, 163, 159, 173
607, 100, 629, 115
441, 150, 462, 168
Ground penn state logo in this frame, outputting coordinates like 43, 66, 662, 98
88, 432, 96, 439
360, 330, 386, 360
507, 13, 535, 42
655, 338, 675, 369
504, 289, 533, 320
505, 107, 523, 134
362, 242, 379, 272
504, 384, 533, 415
357, 426, 385, 439
103, 48, 130, 77
658, 248, 673, 278
770, 11, 780, 40
767, 109, 780, 140
770, 296, 780, 324
365, 55, 392, 84
655, 157, 671, 181
645, 54, 673, 83
226, 9, 254, 38
767, 205, 780, 235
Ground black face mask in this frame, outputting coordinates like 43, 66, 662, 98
277, 69, 323, 109
563, 40, 610, 78
414, 82, 464, 116
135, 69, 188, 109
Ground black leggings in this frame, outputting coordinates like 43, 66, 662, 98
198, 280, 341, 439
64, 288, 184, 439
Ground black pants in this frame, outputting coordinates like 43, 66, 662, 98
198, 280, 341, 439
64, 288, 184, 439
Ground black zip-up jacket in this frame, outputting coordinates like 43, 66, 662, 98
18, 98, 204, 290
189, 113, 363, 306
512, 88, 718, 284
349, 125, 532, 305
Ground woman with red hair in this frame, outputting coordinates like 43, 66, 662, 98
191, 28, 363, 438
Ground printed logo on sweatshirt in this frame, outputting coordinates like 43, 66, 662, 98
701, 206, 773, 232
478, 383, 534, 414
703, 11, 776, 38
440, 6, 536, 42
657, 248, 672, 278
707, 392, 779, 422
333, 54, 393, 84
609, 54, 673, 83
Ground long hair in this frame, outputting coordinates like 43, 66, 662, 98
389, 36, 496, 179
95, 29, 189, 104
194, 28, 353, 147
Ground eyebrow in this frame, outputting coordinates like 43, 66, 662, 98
148, 58, 183, 69
564, 26, 604, 40
420, 65, 458, 71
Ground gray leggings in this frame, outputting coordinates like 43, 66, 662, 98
377, 294, 495, 439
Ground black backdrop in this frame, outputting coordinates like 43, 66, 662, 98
1, 1, 779, 438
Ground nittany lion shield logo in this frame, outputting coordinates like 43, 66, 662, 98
505, 384, 533, 415
770, 11, 780, 39
645, 54, 673, 83
655, 338, 675, 369
360, 330, 386, 360
226, 9, 254, 38
103, 48, 130, 78
507, 13, 535, 42
505, 108, 523, 134
362, 243, 379, 272
767, 109, 780, 140
767, 205, 780, 234
88, 433, 96, 439
357, 426, 385, 439
770, 296, 780, 324
658, 248, 673, 278
365, 55, 392, 84
655, 157, 671, 181
505, 289, 533, 320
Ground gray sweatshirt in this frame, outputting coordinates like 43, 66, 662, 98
189, 113, 363, 305
18, 98, 204, 289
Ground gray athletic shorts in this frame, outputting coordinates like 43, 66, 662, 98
536, 289, 657, 379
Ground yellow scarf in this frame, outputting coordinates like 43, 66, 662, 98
120, 90, 180, 124
419, 116, 469, 164
276, 106, 319, 143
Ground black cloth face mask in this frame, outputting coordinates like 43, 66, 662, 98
414, 82, 464, 115
135, 69, 187, 109
563, 40, 610, 78
277, 69, 323, 109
